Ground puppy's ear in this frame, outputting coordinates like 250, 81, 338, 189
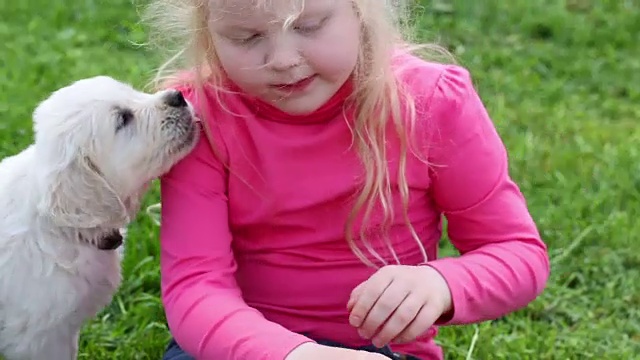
38, 150, 129, 229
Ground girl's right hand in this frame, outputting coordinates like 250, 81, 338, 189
285, 342, 390, 360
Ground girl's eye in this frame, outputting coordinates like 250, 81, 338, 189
294, 16, 329, 34
294, 24, 320, 33
235, 33, 263, 45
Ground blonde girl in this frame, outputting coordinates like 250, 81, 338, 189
143, 0, 550, 359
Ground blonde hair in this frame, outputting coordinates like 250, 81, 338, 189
142, 0, 455, 268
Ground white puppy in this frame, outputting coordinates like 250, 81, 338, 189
0, 76, 199, 360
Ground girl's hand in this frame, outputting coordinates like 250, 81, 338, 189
347, 265, 452, 348
285, 343, 390, 360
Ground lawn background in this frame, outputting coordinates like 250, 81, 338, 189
0, 0, 638, 359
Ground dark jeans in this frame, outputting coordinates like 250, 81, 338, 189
162, 336, 421, 360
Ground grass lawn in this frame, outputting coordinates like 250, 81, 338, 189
1, 0, 638, 359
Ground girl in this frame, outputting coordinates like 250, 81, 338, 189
143, 0, 550, 359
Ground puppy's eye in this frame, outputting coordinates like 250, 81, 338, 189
116, 108, 134, 132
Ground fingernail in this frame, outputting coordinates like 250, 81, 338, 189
349, 315, 361, 327
358, 328, 369, 339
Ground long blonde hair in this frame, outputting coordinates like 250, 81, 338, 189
142, 0, 455, 268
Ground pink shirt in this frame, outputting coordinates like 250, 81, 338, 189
159, 52, 550, 360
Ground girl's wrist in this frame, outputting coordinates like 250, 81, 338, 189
416, 264, 454, 317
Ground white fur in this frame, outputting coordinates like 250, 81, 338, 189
0, 76, 198, 360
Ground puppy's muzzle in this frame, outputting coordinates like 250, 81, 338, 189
161, 89, 198, 153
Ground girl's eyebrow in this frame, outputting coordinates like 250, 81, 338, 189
224, 24, 261, 32
213, 5, 334, 32
295, 10, 331, 21
213, 18, 266, 32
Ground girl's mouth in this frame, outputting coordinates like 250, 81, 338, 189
271, 74, 317, 93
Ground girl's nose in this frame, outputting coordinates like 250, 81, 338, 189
265, 35, 302, 71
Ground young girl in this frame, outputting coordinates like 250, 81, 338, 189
144, 0, 550, 359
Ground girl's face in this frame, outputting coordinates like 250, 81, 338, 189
208, 0, 361, 115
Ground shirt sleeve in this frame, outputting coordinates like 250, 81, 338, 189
159, 85, 314, 360
421, 65, 550, 325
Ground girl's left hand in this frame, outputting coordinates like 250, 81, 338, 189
346, 265, 452, 348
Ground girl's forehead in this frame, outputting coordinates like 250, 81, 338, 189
209, 0, 337, 19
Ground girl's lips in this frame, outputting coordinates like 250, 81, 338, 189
271, 74, 317, 93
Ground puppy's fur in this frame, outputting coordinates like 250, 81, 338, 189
0, 76, 198, 360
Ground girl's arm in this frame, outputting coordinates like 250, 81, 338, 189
421, 65, 550, 324
158, 86, 313, 360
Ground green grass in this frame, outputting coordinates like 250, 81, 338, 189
0, 0, 638, 359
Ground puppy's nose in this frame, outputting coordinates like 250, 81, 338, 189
165, 90, 187, 108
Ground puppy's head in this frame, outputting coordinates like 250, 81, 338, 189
33, 75, 199, 229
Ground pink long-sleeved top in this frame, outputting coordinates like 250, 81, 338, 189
159, 51, 550, 360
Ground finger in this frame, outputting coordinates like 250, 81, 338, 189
391, 301, 442, 344
347, 282, 367, 311
356, 282, 411, 342
348, 266, 398, 308
348, 274, 394, 328
370, 291, 424, 348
